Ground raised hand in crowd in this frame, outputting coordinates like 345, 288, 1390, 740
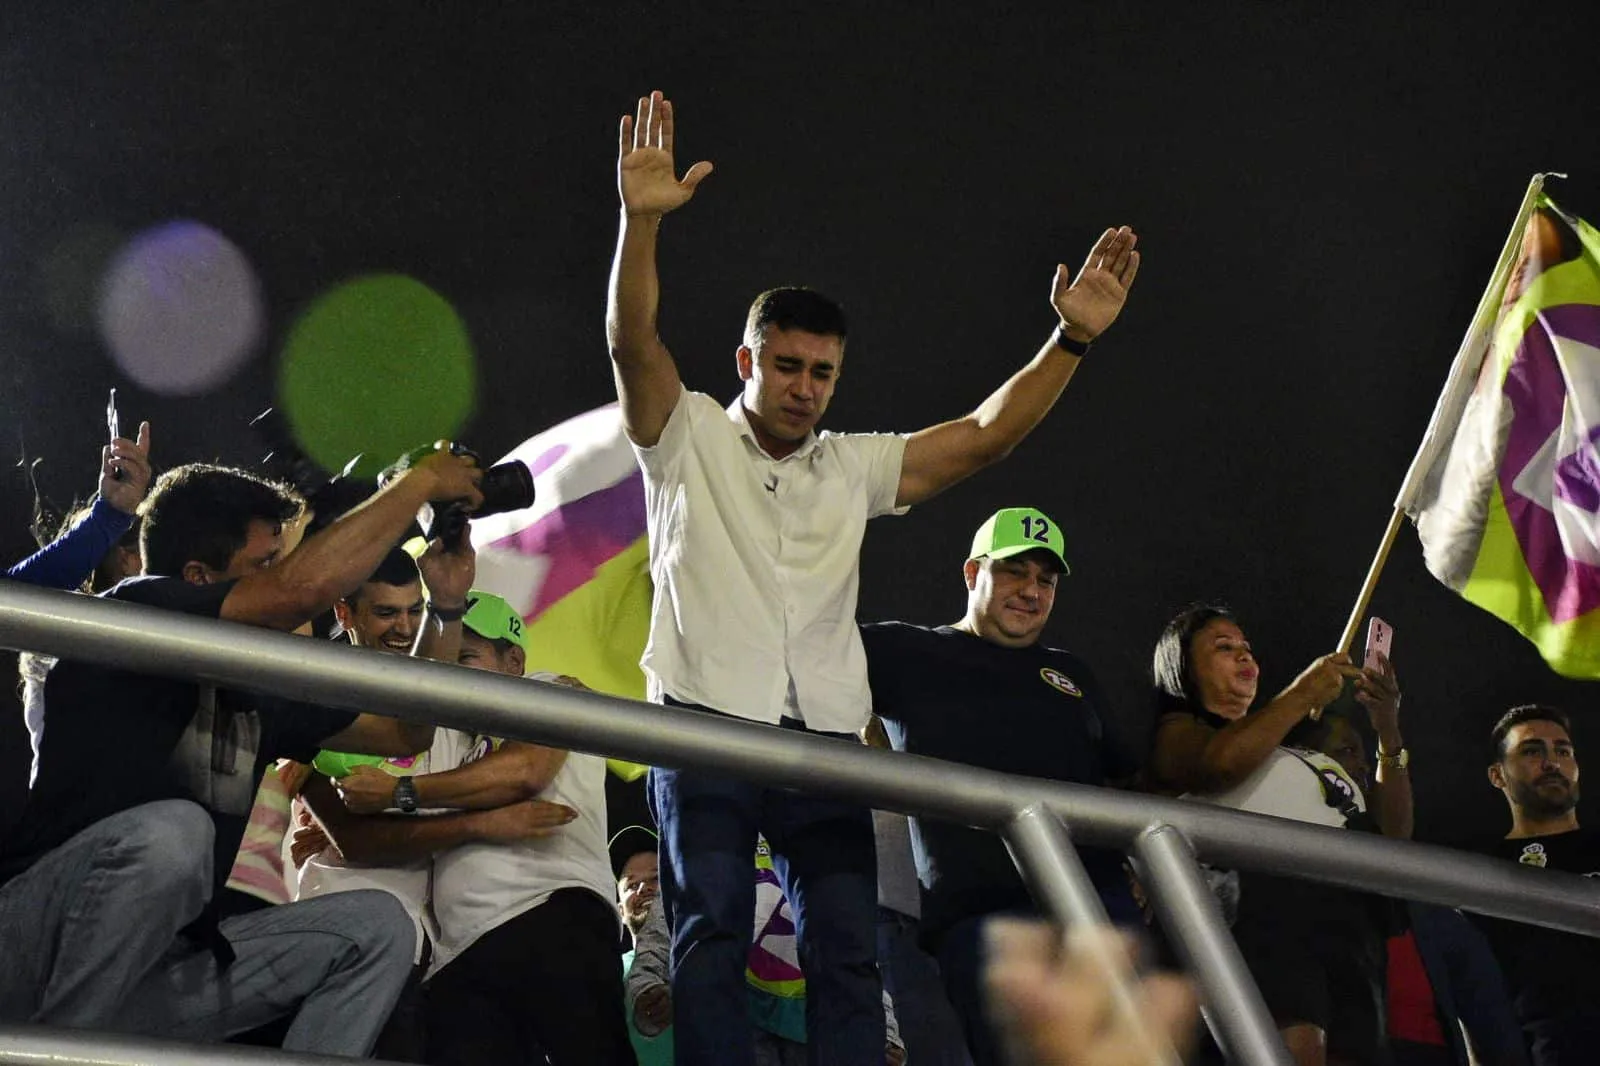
985, 920, 1196, 1066
618, 89, 713, 218
1289, 652, 1365, 715
412, 442, 486, 512
100, 419, 152, 514
1051, 226, 1142, 344
1354, 652, 1402, 750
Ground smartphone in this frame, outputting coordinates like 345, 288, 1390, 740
106, 388, 124, 481
1365, 616, 1394, 667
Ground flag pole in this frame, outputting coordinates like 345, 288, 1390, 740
1333, 172, 1564, 660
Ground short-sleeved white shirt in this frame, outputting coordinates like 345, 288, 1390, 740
631, 387, 908, 734
427, 737, 614, 979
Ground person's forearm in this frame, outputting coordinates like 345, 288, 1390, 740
327, 808, 500, 866
1193, 694, 1311, 791
414, 613, 462, 664
960, 338, 1082, 464
269, 469, 439, 612
6, 499, 131, 590
413, 745, 567, 810
607, 213, 663, 363
1371, 773, 1414, 840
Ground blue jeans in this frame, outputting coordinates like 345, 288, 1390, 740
0, 799, 414, 1056
649, 715, 883, 1066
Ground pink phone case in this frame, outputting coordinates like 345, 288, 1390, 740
1365, 616, 1393, 665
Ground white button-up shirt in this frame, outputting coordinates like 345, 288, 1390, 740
632, 387, 908, 733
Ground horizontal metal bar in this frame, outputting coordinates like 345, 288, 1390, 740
1133, 824, 1292, 1066
3, 581, 1599, 938
0, 1023, 408, 1066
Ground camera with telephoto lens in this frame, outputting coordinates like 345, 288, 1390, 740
386, 443, 536, 550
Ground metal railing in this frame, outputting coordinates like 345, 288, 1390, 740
2, 581, 1598, 1065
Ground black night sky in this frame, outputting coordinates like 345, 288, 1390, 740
4, 3, 1600, 846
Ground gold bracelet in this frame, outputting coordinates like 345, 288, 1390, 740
1376, 747, 1410, 770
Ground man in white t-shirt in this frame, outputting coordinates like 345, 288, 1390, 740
606, 89, 1142, 1065
416, 591, 632, 1066
296, 587, 607, 1065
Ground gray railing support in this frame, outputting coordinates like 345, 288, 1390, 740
0, 1024, 408, 1066
1134, 824, 1293, 1066
1003, 803, 1113, 927
1003, 805, 1182, 1066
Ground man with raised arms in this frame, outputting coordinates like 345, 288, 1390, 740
607, 88, 1141, 1065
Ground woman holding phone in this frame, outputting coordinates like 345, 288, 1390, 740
1146, 604, 1405, 1066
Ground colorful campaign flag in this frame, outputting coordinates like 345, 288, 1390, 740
469, 403, 652, 777
1405, 183, 1600, 677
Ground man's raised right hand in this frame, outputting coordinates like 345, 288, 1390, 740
618, 90, 713, 218
412, 443, 485, 511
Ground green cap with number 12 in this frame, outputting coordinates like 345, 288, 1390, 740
968, 507, 1070, 575
461, 589, 531, 652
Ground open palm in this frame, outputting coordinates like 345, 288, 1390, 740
1051, 226, 1141, 342
618, 91, 713, 217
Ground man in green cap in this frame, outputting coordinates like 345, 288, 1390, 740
861, 507, 1139, 1066
300, 588, 630, 1065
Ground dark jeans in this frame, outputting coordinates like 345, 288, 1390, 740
649, 704, 883, 1066
877, 907, 974, 1066
423, 887, 636, 1066
936, 875, 1142, 1066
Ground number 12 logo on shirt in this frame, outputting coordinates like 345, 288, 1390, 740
1040, 667, 1082, 698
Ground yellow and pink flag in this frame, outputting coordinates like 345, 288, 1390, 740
1405, 180, 1600, 677
470, 403, 653, 778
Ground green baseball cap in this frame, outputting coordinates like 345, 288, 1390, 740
968, 507, 1070, 574
461, 589, 530, 652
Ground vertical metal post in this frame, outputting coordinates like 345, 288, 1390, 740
1133, 823, 1292, 1066
1003, 805, 1182, 1066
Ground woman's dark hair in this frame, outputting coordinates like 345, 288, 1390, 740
1152, 603, 1238, 717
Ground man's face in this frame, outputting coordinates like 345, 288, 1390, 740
1321, 718, 1371, 789
456, 630, 525, 677
737, 326, 842, 450
964, 551, 1060, 648
336, 581, 425, 654
212, 518, 285, 580
1491, 720, 1580, 819
617, 850, 659, 930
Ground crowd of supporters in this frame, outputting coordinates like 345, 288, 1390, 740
2, 88, 1596, 1066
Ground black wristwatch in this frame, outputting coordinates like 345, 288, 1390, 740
393, 776, 420, 814
1054, 322, 1092, 357
429, 601, 468, 623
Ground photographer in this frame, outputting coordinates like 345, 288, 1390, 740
0, 443, 482, 1057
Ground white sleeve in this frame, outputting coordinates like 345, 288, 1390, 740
835, 431, 910, 518
628, 383, 695, 474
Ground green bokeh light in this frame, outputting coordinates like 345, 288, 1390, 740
279, 274, 476, 478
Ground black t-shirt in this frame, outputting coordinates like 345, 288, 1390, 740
0, 576, 358, 894
861, 622, 1139, 943
1469, 828, 1600, 1054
